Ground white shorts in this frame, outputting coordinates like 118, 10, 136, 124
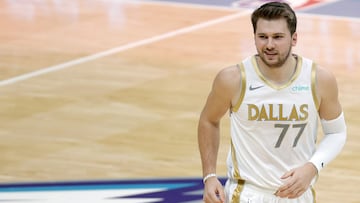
224, 179, 316, 203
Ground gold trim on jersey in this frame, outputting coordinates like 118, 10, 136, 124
251, 55, 303, 90
311, 63, 320, 110
231, 179, 245, 203
311, 186, 317, 203
231, 140, 240, 178
231, 63, 246, 112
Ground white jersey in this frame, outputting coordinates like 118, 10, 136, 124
227, 55, 319, 190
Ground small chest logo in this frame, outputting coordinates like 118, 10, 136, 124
249, 85, 264, 91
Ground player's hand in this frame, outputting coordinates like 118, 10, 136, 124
203, 177, 225, 203
275, 162, 317, 199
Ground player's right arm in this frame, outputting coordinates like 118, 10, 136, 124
198, 66, 241, 203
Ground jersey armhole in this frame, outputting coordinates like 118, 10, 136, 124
231, 63, 246, 112
311, 63, 320, 111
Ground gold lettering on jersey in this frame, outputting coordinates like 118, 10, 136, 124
289, 104, 299, 121
299, 104, 309, 120
279, 104, 287, 121
248, 104, 308, 121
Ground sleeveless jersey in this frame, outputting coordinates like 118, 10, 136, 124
227, 55, 319, 190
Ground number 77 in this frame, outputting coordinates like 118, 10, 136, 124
274, 123, 307, 148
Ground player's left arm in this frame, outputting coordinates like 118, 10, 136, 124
276, 66, 347, 199
309, 65, 347, 172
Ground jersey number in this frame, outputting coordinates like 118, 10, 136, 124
274, 123, 307, 148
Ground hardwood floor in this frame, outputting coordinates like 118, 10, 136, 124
0, 1, 359, 202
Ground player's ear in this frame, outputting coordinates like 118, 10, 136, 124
292, 32, 297, 46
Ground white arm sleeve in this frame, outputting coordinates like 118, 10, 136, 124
309, 112, 347, 172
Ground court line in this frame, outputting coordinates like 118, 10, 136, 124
141, 0, 238, 11
145, 0, 360, 21
0, 11, 250, 87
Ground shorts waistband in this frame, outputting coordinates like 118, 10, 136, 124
244, 182, 277, 195
229, 179, 277, 195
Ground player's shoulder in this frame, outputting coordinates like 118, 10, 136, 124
315, 65, 337, 84
212, 64, 242, 94
215, 65, 241, 85
299, 55, 337, 84
313, 64, 339, 101
218, 64, 240, 77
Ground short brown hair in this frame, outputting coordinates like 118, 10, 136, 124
251, 2, 297, 35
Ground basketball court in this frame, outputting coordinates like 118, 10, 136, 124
0, 0, 359, 202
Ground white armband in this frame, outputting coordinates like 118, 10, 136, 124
309, 112, 347, 173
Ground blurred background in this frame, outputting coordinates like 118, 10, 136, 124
0, 0, 359, 202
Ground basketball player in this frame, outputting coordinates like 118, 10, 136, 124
198, 2, 347, 203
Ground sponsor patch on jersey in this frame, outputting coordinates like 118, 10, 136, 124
0, 178, 227, 203
290, 84, 310, 93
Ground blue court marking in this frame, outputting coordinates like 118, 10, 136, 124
0, 178, 205, 192
0, 178, 228, 203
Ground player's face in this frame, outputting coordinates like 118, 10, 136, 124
254, 18, 297, 68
